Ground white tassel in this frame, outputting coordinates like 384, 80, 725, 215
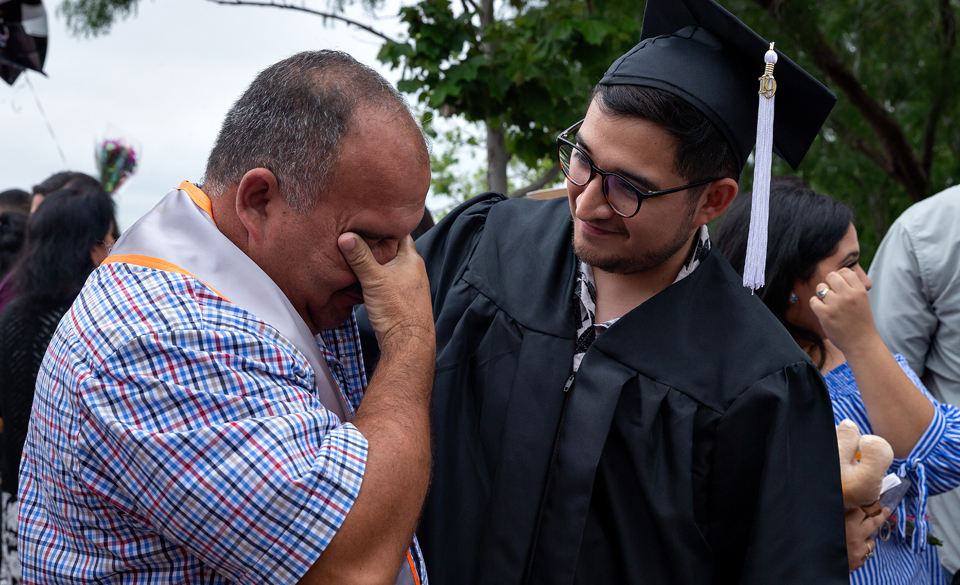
743, 43, 778, 291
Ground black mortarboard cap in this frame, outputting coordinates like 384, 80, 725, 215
599, 0, 836, 172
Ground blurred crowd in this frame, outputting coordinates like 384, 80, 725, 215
0, 172, 116, 584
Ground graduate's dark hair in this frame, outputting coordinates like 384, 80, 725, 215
593, 85, 741, 195
14, 185, 115, 297
713, 175, 853, 368
204, 50, 428, 213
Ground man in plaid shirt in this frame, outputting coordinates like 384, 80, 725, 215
18, 51, 435, 585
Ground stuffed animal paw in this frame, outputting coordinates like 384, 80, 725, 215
837, 419, 894, 508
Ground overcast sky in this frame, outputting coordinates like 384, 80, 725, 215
2, 0, 438, 230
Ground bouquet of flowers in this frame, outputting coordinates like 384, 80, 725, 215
96, 138, 138, 194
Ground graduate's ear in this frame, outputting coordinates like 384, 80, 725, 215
235, 168, 281, 245
690, 178, 739, 229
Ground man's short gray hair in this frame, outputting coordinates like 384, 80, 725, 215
204, 50, 424, 212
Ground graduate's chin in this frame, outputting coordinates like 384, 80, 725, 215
574, 239, 673, 276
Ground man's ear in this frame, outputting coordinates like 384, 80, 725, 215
691, 178, 739, 229
235, 168, 281, 245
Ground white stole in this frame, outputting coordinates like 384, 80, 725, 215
107, 183, 349, 421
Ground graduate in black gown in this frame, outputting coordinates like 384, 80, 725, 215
360, 0, 849, 582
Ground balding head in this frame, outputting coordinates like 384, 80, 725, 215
203, 50, 428, 213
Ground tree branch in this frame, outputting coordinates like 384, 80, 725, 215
754, 0, 930, 202
207, 0, 399, 44
508, 164, 561, 198
921, 0, 957, 178
826, 115, 892, 173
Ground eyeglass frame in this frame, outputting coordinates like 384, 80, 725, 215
556, 119, 721, 218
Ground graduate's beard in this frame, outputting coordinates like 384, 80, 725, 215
573, 208, 697, 275
575, 229, 691, 275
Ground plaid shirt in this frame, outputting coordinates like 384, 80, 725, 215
18, 262, 426, 584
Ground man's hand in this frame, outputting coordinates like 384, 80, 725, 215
844, 505, 890, 572
338, 233, 434, 350
300, 233, 435, 585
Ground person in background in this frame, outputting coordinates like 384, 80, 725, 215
715, 175, 960, 585
0, 212, 27, 282
0, 173, 105, 315
0, 190, 30, 216
0, 189, 31, 279
868, 185, 960, 583
0, 184, 116, 585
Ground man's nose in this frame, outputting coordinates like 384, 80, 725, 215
575, 176, 615, 221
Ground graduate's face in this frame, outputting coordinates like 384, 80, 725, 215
260, 108, 430, 333
567, 101, 699, 275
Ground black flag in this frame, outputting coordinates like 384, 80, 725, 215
0, 0, 48, 85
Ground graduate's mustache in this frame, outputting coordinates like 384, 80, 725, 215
581, 218, 626, 235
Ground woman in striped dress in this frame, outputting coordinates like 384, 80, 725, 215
715, 176, 960, 585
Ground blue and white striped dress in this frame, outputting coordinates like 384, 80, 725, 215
824, 355, 960, 585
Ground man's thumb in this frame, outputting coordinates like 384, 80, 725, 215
338, 233, 375, 274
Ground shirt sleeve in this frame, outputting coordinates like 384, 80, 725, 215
868, 222, 938, 376
893, 355, 960, 497
75, 326, 368, 584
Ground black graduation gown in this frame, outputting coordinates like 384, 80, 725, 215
359, 193, 848, 585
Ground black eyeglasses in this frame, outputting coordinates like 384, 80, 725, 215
557, 119, 720, 218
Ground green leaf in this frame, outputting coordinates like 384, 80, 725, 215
579, 20, 609, 46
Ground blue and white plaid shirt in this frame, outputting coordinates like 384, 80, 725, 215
18, 262, 427, 584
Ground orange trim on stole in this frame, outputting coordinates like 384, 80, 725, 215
178, 180, 215, 221
102, 254, 228, 301
406, 551, 421, 585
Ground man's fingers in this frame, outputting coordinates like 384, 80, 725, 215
338, 233, 378, 278
396, 234, 415, 256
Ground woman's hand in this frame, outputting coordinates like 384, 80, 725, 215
809, 268, 882, 359
810, 268, 935, 458
845, 505, 890, 572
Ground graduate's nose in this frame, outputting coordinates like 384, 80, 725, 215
574, 175, 616, 222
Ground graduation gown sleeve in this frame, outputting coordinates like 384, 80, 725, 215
709, 362, 850, 583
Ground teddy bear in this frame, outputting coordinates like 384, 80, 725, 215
836, 419, 894, 508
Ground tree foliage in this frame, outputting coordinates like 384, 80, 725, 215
56, 0, 960, 262
59, 0, 140, 37
728, 0, 960, 261
378, 0, 640, 171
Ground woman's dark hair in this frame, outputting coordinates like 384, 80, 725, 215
14, 185, 115, 297
0, 210, 28, 279
32, 172, 102, 197
713, 176, 853, 368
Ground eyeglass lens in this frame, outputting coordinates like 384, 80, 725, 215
559, 142, 639, 217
